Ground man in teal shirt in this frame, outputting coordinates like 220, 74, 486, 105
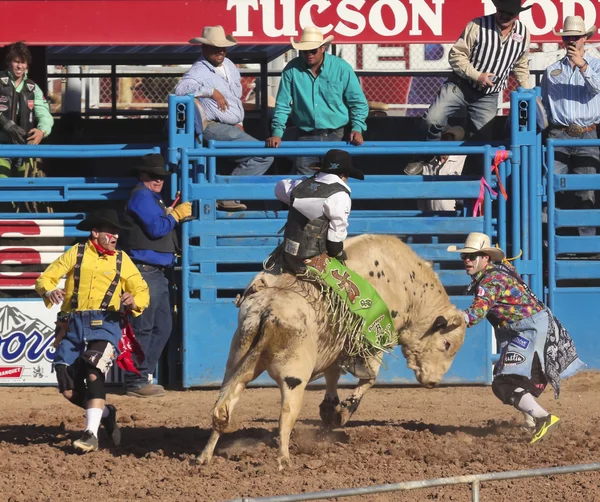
266, 26, 368, 174
0, 41, 54, 178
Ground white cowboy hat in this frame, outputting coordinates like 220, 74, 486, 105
189, 26, 238, 47
553, 15, 596, 39
447, 232, 505, 262
291, 26, 334, 51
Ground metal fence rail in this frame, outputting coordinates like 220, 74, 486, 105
232, 463, 600, 502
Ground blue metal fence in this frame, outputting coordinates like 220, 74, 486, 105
4, 88, 591, 389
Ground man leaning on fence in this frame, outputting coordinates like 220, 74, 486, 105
0, 41, 53, 179
542, 16, 600, 238
265, 26, 369, 175
175, 25, 273, 212
405, 0, 532, 175
35, 209, 150, 453
120, 154, 192, 398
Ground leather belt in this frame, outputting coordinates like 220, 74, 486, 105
552, 123, 596, 137
134, 263, 168, 273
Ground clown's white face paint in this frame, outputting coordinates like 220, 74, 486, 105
94, 231, 119, 252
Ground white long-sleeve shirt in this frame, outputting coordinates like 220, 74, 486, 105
275, 172, 351, 243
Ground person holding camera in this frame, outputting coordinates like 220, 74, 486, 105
542, 16, 600, 238
405, 0, 532, 175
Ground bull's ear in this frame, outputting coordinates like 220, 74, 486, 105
432, 315, 448, 331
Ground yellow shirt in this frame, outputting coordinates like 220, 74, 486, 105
35, 240, 150, 316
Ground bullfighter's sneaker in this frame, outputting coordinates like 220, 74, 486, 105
530, 414, 560, 444
73, 430, 99, 452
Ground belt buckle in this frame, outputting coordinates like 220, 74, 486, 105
566, 124, 583, 137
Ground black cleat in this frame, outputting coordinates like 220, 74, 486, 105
73, 430, 99, 452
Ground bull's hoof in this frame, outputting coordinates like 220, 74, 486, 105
194, 450, 213, 466
319, 397, 340, 428
277, 454, 293, 471
336, 397, 361, 427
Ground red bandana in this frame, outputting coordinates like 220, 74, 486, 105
90, 239, 115, 256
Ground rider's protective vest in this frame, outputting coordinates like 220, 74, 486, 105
283, 175, 349, 260
0, 70, 36, 133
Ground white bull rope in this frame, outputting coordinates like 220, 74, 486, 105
231, 463, 600, 502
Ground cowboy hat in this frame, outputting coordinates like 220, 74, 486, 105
76, 209, 129, 232
441, 125, 465, 142
130, 153, 170, 178
291, 26, 334, 51
492, 0, 532, 14
447, 232, 505, 262
189, 26, 238, 47
553, 15, 596, 39
313, 149, 364, 180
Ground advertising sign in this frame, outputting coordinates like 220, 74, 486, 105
0, 0, 598, 45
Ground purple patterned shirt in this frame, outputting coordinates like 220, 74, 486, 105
464, 263, 544, 328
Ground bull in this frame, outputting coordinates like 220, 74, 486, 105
196, 234, 467, 469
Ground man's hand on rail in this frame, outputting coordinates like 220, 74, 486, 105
266, 136, 281, 148
349, 131, 364, 146
171, 202, 193, 222
27, 128, 44, 145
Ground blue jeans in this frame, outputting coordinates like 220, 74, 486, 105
124, 265, 172, 390
550, 128, 599, 236
293, 128, 344, 175
203, 122, 273, 176
424, 78, 499, 141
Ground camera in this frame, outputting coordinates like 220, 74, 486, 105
490, 75, 499, 83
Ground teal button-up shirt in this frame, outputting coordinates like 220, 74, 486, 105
271, 53, 368, 138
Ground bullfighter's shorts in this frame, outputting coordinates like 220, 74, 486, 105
53, 310, 121, 368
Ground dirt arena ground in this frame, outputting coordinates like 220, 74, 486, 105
1, 372, 599, 502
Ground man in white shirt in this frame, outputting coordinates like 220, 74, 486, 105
275, 149, 363, 273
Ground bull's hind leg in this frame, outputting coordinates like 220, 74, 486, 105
319, 364, 341, 427
196, 369, 259, 466
276, 370, 311, 471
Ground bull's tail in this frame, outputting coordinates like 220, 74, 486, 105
211, 308, 275, 433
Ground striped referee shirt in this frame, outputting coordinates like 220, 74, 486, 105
449, 14, 531, 94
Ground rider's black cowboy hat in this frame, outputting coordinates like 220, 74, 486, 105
492, 0, 532, 14
313, 149, 364, 180
130, 153, 170, 178
76, 209, 130, 231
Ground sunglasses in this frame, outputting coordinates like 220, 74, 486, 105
460, 252, 484, 261
562, 35, 584, 41
300, 48, 320, 55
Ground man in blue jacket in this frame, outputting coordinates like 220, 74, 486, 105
121, 154, 192, 397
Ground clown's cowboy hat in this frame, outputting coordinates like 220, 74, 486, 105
447, 232, 505, 262
189, 26, 238, 47
553, 15, 596, 39
76, 209, 129, 232
291, 26, 334, 51
491, 0, 532, 14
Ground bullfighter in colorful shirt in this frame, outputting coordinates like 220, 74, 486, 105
36, 209, 150, 453
448, 232, 585, 443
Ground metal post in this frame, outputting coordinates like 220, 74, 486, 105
471, 480, 480, 502
260, 60, 269, 139
111, 64, 117, 119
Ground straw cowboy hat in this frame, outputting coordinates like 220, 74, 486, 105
553, 15, 596, 39
189, 26, 238, 47
491, 0, 532, 14
447, 232, 505, 262
291, 26, 334, 51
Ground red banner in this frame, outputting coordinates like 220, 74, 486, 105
0, 0, 598, 45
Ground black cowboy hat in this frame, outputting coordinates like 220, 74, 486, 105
76, 209, 130, 232
492, 0, 532, 14
314, 149, 364, 180
130, 153, 170, 178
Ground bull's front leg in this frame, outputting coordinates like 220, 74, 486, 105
319, 364, 341, 427
336, 355, 382, 427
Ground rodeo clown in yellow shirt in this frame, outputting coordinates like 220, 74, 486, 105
35, 209, 149, 453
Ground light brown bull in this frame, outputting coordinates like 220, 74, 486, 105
197, 234, 466, 469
